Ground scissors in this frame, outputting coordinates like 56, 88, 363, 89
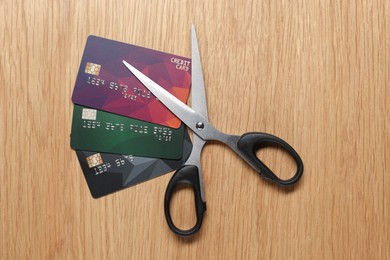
123, 25, 304, 236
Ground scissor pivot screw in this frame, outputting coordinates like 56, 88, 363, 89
196, 122, 204, 130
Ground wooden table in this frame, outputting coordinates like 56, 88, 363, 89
1, 1, 388, 259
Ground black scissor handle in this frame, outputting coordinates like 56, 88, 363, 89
164, 165, 206, 236
237, 132, 304, 186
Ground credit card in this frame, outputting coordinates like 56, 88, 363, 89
76, 130, 192, 198
70, 105, 184, 159
71, 35, 191, 128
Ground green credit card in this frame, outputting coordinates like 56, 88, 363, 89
70, 105, 184, 159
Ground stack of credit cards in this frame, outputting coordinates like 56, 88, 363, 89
70, 36, 192, 198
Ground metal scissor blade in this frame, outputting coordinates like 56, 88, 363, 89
122, 60, 208, 136
191, 25, 209, 120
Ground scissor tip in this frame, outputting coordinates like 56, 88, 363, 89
122, 60, 135, 73
122, 60, 133, 70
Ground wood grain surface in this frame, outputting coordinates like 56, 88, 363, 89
1, 0, 389, 259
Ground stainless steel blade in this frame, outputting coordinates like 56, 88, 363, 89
122, 60, 216, 139
191, 25, 209, 120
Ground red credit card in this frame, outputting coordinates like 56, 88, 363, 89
71, 36, 191, 128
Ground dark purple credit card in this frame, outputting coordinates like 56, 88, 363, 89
71, 36, 192, 128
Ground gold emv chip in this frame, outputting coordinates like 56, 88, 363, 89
85, 62, 101, 76
86, 153, 103, 168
